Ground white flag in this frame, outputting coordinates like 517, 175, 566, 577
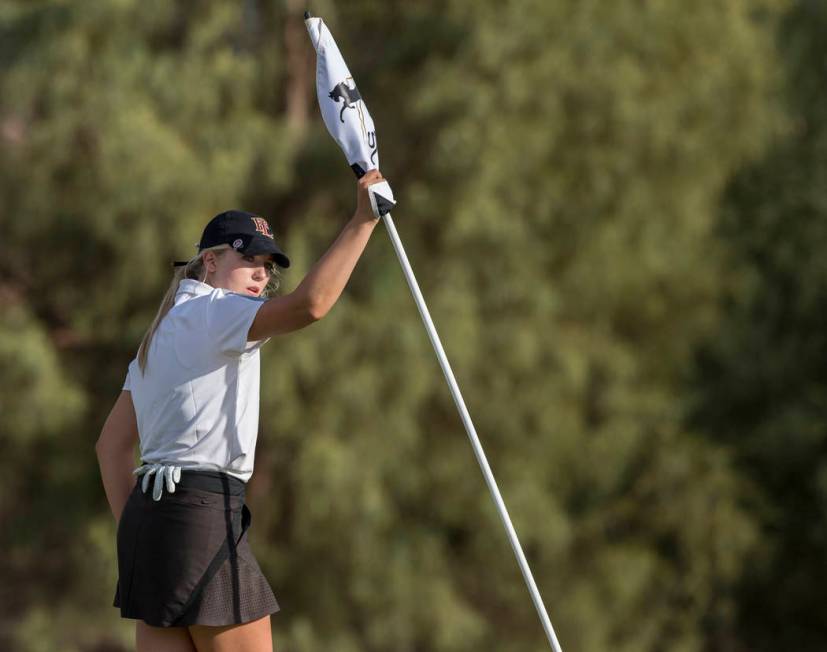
305, 14, 395, 216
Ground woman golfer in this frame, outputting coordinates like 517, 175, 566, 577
96, 170, 385, 651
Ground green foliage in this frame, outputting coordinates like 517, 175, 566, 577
0, 301, 85, 442
1, 0, 823, 651
692, 2, 827, 649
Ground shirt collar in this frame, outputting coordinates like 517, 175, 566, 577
176, 279, 214, 300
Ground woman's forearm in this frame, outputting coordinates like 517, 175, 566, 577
96, 444, 137, 525
296, 214, 378, 318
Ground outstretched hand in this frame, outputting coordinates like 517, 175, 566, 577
353, 169, 385, 224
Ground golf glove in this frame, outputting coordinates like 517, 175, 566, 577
133, 463, 182, 501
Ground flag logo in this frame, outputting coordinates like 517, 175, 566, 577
329, 79, 362, 122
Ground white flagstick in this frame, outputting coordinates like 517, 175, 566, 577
373, 195, 564, 652
306, 13, 563, 649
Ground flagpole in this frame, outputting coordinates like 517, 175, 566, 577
303, 12, 563, 649
380, 211, 564, 652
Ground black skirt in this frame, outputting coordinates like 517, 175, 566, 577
113, 468, 280, 627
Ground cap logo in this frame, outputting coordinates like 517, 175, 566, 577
251, 216, 274, 239
232, 238, 244, 249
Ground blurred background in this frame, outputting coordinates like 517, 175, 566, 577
1, 0, 826, 650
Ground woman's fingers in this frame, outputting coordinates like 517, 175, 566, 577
354, 170, 388, 221
360, 169, 383, 184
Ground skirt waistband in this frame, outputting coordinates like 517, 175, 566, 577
175, 469, 246, 496
134, 462, 245, 501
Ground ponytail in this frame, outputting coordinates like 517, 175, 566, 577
137, 244, 229, 374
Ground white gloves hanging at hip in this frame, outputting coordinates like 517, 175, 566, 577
133, 463, 182, 501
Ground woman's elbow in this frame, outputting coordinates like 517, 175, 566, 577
307, 299, 329, 321
304, 290, 332, 321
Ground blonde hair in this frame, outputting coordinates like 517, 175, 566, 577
137, 244, 282, 374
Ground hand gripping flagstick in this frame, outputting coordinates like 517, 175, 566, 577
304, 13, 564, 652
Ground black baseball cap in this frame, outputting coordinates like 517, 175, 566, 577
174, 210, 290, 268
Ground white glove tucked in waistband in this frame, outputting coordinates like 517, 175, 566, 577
133, 463, 182, 501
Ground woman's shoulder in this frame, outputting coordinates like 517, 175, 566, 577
176, 280, 266, 307
166, 284, 267, 360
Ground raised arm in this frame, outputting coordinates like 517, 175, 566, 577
247, 170, 384, 340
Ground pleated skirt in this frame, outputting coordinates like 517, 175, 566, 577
113, 469, 280, 627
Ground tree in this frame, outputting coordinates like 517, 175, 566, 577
693, 1, 827, 649
0, 1, 788, 650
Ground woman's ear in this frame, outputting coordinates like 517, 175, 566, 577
203, 251, 216, 273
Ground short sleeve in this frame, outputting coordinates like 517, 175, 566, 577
207, 291, 269, 356
122, 367, 132, 392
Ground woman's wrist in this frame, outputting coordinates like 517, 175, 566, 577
349, 211, 380, 229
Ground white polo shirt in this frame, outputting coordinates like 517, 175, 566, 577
122, 279, 270, 483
